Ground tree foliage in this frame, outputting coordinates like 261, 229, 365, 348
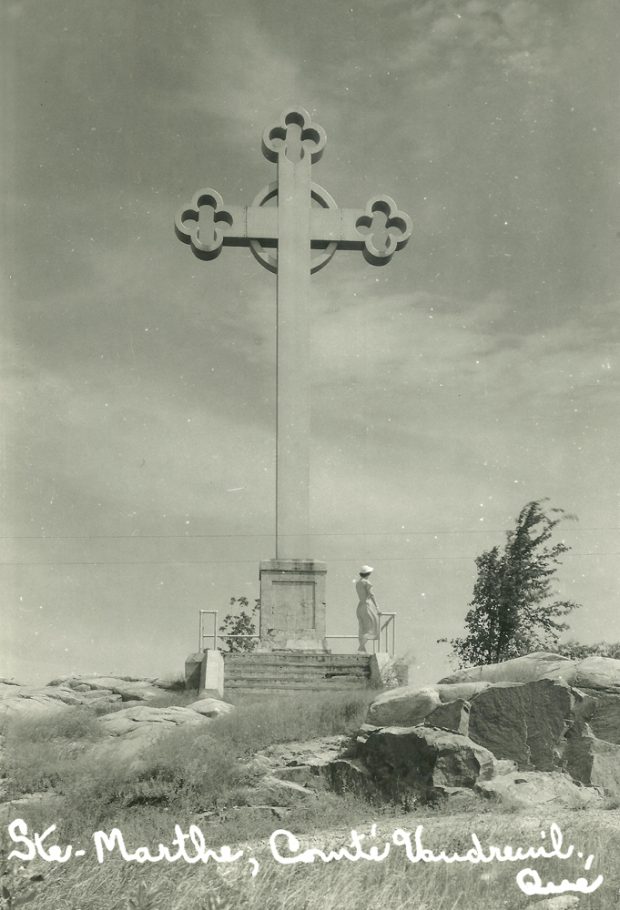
554, 640, 620, 660
446, 500, 580, 667
218, 596, 260, 653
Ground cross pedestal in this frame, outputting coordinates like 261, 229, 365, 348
176, 108, 411, 651
259, 559, 327, 651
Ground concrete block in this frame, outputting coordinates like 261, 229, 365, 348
259, 559, 327, 650
199, 649, 224, 699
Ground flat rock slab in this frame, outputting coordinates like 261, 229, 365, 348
0, 683, 121, 717
92, 704, 212, 770
367, 686, 442, 726
439, 651, 620, 693
186, 697, 234, 719
475, 770, 603, 810
255, 735, 351, 769
367, 682, 491, 727
0, 690, 74, 717
99, 705, 208, 736
438, 651, 576, 686
572, 655, 620, 692
48, 675, 170, 702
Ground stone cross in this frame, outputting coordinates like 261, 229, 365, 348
175, 107, 412, 565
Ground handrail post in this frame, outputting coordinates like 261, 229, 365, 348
374, 612, 397, 657
198, 610, 219, 651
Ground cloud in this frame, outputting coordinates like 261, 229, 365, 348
312, 280, 617, 410
165, 6, 342, 173
398, 0, 565, 77
2, 337, 277, 540
306, 276, 619, 531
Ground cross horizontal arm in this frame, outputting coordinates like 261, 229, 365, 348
222, 206, 277, 241
312, 208, 368, 243
219, 206, 367, 243
175, 188, 412, 265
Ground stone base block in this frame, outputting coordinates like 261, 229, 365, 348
199, 649, 224, 699
259, 559, 327, 651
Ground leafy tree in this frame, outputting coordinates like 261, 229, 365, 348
554, 640, 620, 660
445, 500, 580, 667
219, 596, 260, 653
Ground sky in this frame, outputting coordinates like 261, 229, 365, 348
1, 0, 619, 687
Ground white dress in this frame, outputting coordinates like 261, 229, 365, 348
356, 577, 379, 647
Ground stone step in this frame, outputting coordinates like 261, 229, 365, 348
223, 649, 372, 663
221, 651, 372, 695
224, 672, 368, 685
224, 669, 370, 680
223, 654, 371, 668
224, 679, 371, 691
224, 662, 370, 674
225, 677, 369, 687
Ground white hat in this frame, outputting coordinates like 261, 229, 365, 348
359, 565, 374, 575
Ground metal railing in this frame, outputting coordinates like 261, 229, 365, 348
378, 612, 396, 657
325, 611, 396, 657
198, 610, 260, 651
199, 608, 396, 655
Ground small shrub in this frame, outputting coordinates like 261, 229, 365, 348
219, 596, 260, 653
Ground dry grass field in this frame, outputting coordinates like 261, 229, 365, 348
2, 691, 619, 910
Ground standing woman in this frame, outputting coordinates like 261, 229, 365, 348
356, 565, 380, 653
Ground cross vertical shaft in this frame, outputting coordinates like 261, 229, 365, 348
175, 107, 412, 650
276, 144, 312, 559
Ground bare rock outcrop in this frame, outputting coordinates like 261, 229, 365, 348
467, 678, 573, 770
438, 652, 575, 686
0, 681, 119, 717
359, 651, 620, 801
0, 674, 235, 776
252, 735, 353, 792
99, 704, 208, 736
475, 770, 602, 810
359, 725, 498, 801
439, 651, 620, 694
92, 704, 211, 768
48, 675, 179, 703
0, 674, 184, 718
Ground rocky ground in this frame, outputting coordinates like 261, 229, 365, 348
2, 651, 620, 818
3, 655, 620, 910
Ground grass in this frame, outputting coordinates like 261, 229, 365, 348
3, 810, 619, 909
212, 689, 374, 752
2, 690, 620, 909
1, 691, 376, 840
